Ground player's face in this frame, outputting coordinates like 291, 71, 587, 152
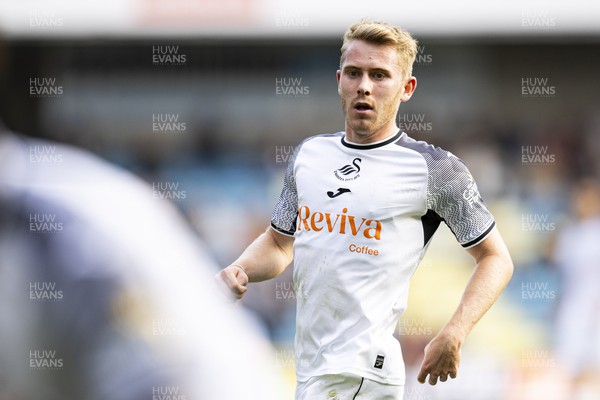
337, 40, 416, 144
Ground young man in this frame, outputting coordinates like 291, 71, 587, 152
216, 19, 513, 399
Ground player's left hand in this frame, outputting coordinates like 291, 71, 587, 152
417, 331, 462, 385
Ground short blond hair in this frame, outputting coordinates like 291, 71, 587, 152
340, 19, 418, 79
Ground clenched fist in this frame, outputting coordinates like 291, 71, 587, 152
215, 265, 249, 300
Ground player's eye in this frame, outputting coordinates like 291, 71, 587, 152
346, 70, 360, 78
372, 72, 387, 80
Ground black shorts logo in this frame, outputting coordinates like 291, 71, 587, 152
374, 354, 385, 369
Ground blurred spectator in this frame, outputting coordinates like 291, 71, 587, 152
552, 178, 600, 398
0, 126, 286, 400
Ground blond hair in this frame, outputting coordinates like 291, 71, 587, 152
340, 19, 418, 79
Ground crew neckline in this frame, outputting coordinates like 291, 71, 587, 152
341, 131, 403, 150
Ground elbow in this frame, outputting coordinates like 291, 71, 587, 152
504, 256, 514, 283
497, 249, 514, 285
481, 249, 514, 286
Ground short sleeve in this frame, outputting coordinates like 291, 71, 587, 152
270, 149, 299, 236
427, 153, 495, 248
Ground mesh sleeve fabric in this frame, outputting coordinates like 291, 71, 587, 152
425, 150, 495, 248
270, 147, 299, 236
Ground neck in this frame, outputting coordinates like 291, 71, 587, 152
344, 123, 399, 144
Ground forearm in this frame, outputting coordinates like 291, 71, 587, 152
232, 227, 293, 282
441, 251, 513, 343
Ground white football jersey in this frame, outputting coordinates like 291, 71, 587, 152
271, 131, 495, 385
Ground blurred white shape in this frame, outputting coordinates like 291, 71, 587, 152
0, 0, 598, 38
0, 131, 287, 400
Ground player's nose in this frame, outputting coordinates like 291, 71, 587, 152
356, 73, 372, 96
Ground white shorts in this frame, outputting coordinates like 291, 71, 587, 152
296, 373, 404, 400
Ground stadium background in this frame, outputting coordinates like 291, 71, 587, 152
1, 1, 599, 399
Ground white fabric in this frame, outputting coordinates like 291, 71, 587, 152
0, 133, 286, 400
296, 373, 404, 400
271, 131, 495, 385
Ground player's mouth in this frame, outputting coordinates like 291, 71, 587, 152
353, 101, 374, 115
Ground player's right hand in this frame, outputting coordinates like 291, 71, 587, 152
215, 265, 249, 300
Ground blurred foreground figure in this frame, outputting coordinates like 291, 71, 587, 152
553, 178, 600, 398
0, 127, 286, 400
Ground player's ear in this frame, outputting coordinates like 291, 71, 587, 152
336, 70, 342, 96
400, 76, 417, 102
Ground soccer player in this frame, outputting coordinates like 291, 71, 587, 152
216, 19, 513, 399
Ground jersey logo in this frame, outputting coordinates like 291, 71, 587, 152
326, 188, 351, 198
462, 173, 479, 208
374, 355, 385, 369
297, 206, 382, 240
334, 158, 361, 181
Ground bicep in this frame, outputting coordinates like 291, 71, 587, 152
268, 226, 294, 258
